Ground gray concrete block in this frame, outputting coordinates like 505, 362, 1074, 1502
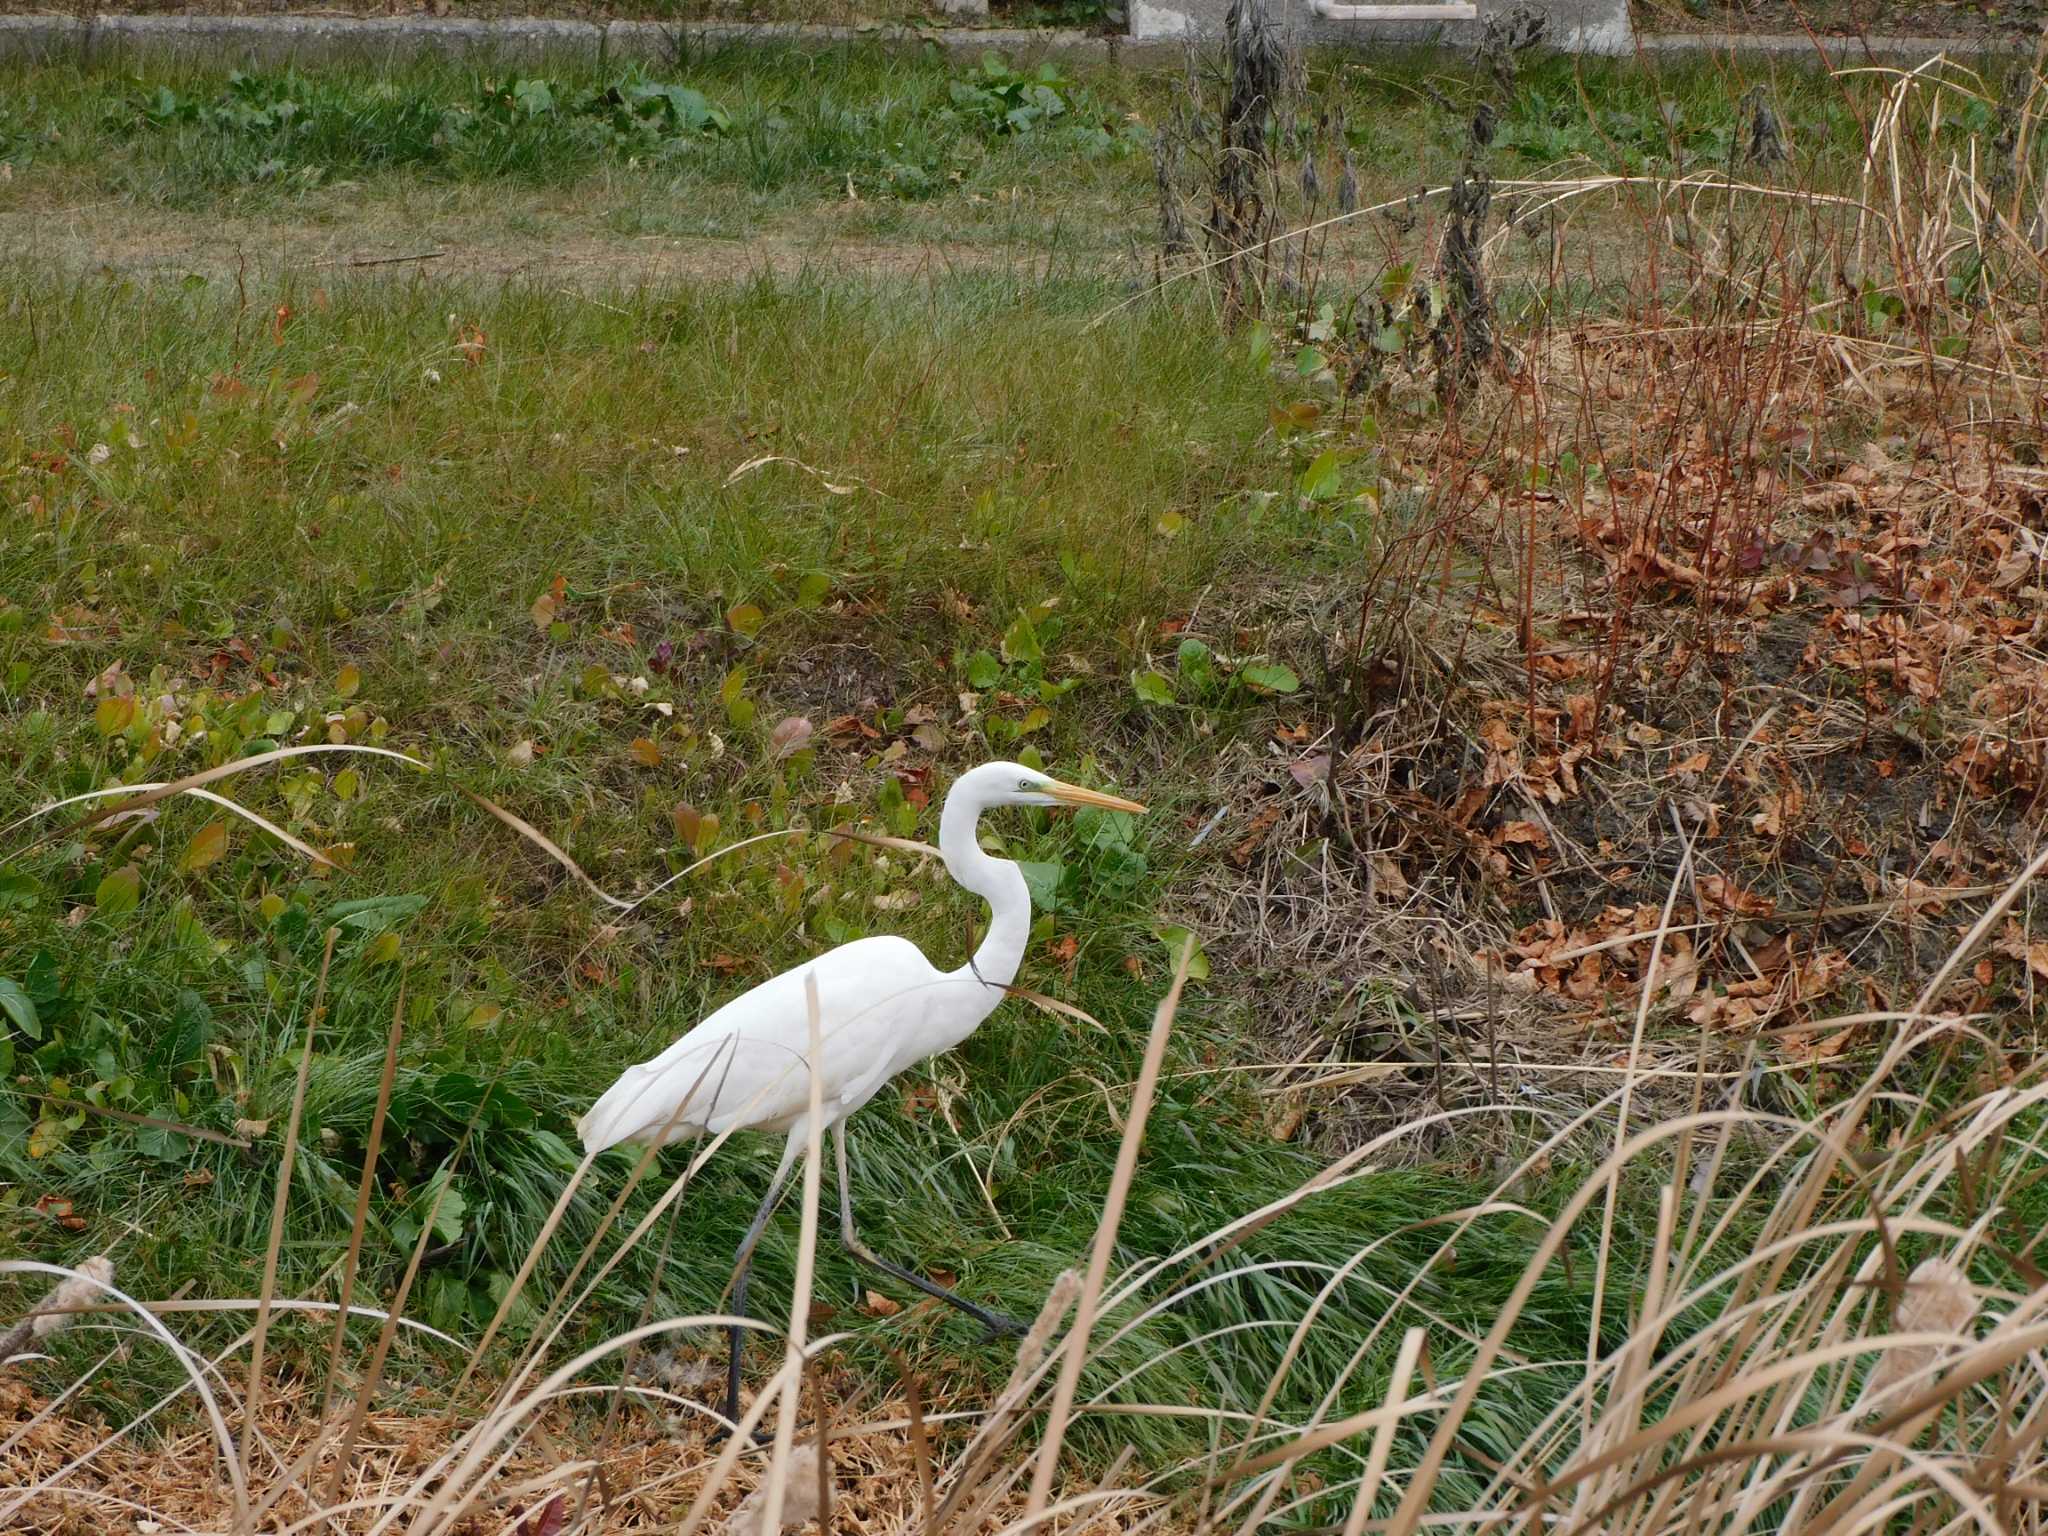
1128, 0, 1632, 55
0, 12, 1119, 67
0, 12, 607, 67
602, 18, 1101, 62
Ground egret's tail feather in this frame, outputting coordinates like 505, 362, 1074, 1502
576, 1068, 694, 1153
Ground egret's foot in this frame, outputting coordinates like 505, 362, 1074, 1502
976, 1309, 1030, 1343
708, 1418, 775, 1450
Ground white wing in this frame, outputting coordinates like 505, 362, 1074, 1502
577, 936, 971, 1151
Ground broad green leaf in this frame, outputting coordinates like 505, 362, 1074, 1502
1132, 670, 1175, 706
1000, 612, 1043, 666
329, 892, 428, 931
1239, 662, 1301, 695
726, 602, 765, 637
0, 978, 41, 1040
423, 1172, 467, 1243
1153, 924, 1211, 980
529, 1128, 580, 1170
96, 694, 135, 736
95, 864, 142, 916
335, 663, 361, 698
181, 820, 229, 871
1018, 860, 1066, 911
333, 768, 361, 800
721, 667, 755, 730
965, 650, 1002, 689
1298, 449, 1349, 502
796, 572, 832, 608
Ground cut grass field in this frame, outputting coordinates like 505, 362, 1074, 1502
9, 32, 2048, 1535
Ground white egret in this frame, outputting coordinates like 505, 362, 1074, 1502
577, 760, 1146, 1429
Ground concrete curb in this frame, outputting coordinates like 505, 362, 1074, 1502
0, 11, 1121, 64
0, 12, 2030, 67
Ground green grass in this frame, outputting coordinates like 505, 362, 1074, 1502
0, 261, 1615, 1471
0, 47, 1147, 213
0, 43, 1965, 228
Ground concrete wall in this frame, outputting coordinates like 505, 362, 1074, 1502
1127, 0, 1633, 55
0, 13, 1108, 66
0, 0, 1644, 67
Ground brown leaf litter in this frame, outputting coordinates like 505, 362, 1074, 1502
2, 1358, 1153, 1536
1182, 318, 2048, 1157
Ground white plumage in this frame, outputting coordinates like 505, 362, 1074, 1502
574, 759, 1146, 1433
576, 935, 970, 1144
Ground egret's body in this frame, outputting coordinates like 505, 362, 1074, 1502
576, 761, 1144, 1431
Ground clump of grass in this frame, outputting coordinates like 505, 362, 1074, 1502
9, 892, 2048, 1531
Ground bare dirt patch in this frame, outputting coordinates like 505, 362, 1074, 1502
0, 196, 1047, 287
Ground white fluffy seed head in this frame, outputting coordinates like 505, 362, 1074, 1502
1863, 1257, 1979, 1405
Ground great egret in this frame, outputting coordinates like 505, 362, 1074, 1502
577, 760, 1147, 1429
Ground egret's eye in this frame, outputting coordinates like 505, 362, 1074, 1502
1018, 779, 1035, 792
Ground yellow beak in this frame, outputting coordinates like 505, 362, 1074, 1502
1043, 779, 1147, 815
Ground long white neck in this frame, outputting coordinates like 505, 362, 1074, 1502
938, 782, 1031, 998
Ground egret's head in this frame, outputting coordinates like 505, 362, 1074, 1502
964, 761, 1147, 815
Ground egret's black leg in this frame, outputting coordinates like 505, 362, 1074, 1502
722, 1144, 797, 1436
834, 1124, 1026, 1339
